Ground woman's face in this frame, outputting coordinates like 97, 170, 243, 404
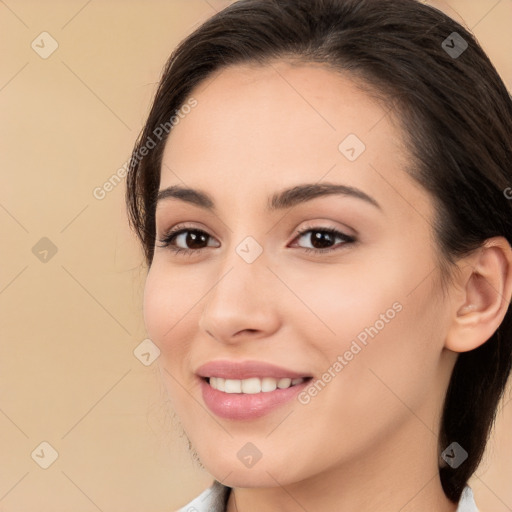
143, 61, 457, 487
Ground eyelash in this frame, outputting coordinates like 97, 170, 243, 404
157, 223, 356, 257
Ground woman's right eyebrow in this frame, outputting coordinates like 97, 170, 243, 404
156, 182, 382, 213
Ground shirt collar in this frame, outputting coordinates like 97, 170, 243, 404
178, 481, 479, 511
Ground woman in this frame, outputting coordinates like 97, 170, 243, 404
125, 0, 512, 510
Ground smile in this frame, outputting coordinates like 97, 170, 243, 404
206, 376, 308, 394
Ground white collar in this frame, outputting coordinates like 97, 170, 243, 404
456, 485, 480, 512
178, 482, 479, 511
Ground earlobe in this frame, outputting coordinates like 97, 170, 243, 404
445, 236, 512, 353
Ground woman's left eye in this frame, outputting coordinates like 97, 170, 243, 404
157, 225, 356, 256
292, 226, 356, 254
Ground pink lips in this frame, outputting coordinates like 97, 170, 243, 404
196, 360, 312, 420
196, 359, 311, 380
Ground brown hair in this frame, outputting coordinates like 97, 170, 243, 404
125, 0, 512, 503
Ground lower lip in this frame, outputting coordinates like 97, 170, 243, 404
200, 377, 311, 420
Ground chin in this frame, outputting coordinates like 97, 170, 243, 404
200, 453, 301, 488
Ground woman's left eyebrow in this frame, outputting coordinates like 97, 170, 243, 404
156, 182, 382, 213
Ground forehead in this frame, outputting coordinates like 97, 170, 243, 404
159, 60, 429, 221
162, 60, 396, 168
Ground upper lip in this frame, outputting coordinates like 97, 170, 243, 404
196, 360, 312, 380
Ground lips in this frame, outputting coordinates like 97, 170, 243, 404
195, 359, 313, 420
196, 359, 312, 380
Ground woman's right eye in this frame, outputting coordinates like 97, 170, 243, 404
157, 226, 219, 256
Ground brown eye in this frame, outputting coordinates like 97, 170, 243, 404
157, 226, 219, 255
292, 227, 356, 254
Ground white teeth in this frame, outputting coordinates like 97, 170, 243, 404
224, 379, 242, 393
241, 377, 261, 394
261, 377, 277, 392
208, 376, 306, 393
277, 378, 291, 389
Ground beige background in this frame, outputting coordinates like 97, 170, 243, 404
0, 0, 511, 510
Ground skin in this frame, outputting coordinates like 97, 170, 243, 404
143, 60, 512, 512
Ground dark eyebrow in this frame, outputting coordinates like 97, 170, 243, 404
156, 182, 382, 212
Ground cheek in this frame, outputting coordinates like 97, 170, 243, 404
300, 244, 441, 390
142, 265, 187, 352
325, 269, 445, 426
143, 268, 199, 405
292, 275, 442, 460
283, 257, 405, 358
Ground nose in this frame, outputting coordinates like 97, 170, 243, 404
198, 246, 281, 344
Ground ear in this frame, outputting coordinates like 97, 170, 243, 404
445, 236, 512, 353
